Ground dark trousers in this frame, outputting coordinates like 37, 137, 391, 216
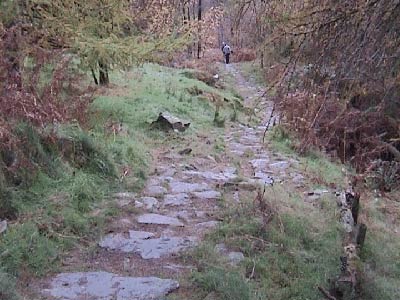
225, 53, 230, 64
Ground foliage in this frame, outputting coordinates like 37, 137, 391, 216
28, 0, 190, 84
228, 0, 400, 182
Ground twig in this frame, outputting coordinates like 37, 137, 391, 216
379, 141, 400, 162
247, 259, 256, 280
318, 286, 337, 300
263, 102, 276, 143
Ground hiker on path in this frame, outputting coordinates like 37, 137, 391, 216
221, 42, 232, 64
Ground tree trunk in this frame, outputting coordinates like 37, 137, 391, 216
91, 69, 99, 85
187, 7, 192, 56
197, 0, 202, 59
260, 51, 264, 69
98, 62, 109, 86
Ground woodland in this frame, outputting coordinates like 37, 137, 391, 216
0, 1, 399, 300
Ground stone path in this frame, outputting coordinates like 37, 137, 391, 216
39, 64, 309, 300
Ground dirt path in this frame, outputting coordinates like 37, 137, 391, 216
37, 63, 309, 300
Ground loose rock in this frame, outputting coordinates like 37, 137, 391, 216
0, 220, 7, 234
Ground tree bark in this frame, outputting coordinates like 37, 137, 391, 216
98, 62, 109, 86
91, 68, 99, 85
197, 0, 202, 59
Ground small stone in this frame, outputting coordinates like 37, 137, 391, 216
145, 186, 168, 197
0, 220, 7, 234
140, 197, 159, 210
135, 201, 144, 208
116, 198, 132, 208
195, 211, 208, 218
137, 214, 184, 227
340, 209, 354, 233
228, 252, 245, 265
215, 243, 227, 253
115, 192, 136, 199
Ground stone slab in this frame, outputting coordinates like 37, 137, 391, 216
169, 181, 210, 194
99, 232, 195, 259
192, 191, 222, 200
164, 193, 190, 206
137, 214, 184, 227
44, 272, 179, 300
145, 186, 167, 198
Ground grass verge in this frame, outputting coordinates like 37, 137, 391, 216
188, 185, 343, 300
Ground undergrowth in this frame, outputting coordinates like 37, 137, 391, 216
189, 185, 343, 300
269, 126, 346, 188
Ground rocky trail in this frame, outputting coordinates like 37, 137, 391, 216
37, 64, 314, 300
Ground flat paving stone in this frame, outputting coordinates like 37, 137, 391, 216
192, 190, 222, 200
44, 271, 179, 300
269, 161, 290, 170
129, 230, 155, 239
169, 181, 210, 194
182, 170, 235, 182
254, 172, 274, 185
99, 231, 195, 259
250, 158, 270, 170
164, 193, 190, 206
145, 186, 168, 197
137, 214, 184, 227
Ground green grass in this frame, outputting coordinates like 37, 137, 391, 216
0, 272, 20, 300
269, 126, 346, 188
359, 201, 400, 300
188, 185, 343, 300
237, 61, 265, 86
0, 222, 58, 277
92, 64, 241, 134
193, 268, 251, 300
